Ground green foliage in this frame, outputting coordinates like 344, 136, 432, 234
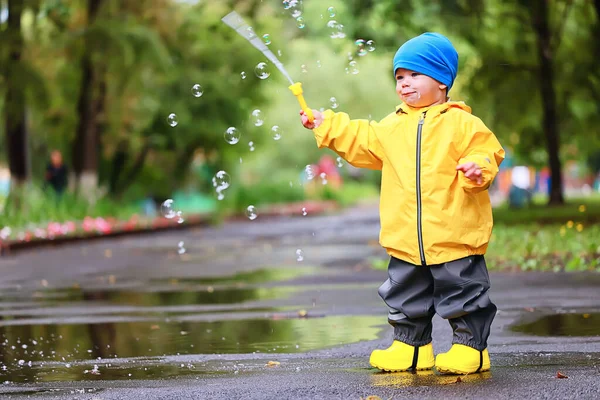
0, 184, 138, 229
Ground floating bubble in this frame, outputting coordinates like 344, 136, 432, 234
178, 241, 186, 255
212, 170, 231, 191
327, 20, 345, 39
224, 127, 240, 145
296, 249, 304, 262
277, 49, 283, 57
336, 156, 344, 167
176, 211, 185, 224
320, 172, 328, 185
367, 39, 376, 52
255, 62, 271, 79
355, 39, 367, 56
240, 71, 247, 80
330, 97, 339, 109
348, 60, 359, 75
161, 199, 176, 219
249, 141, 255, 152
252, 109, 264, 126
246, 205, 258, 220
246, 26, 256, 39
304, 165, 315, 180
302, 207, 307, 216
167, 113, 178, 127
292, 9, 302, 18
191, 84, 203, 97
301, 64, 308, 73
262, 34, 271, 45
317, 60, 322, 68
283, 0, 292, 10
296, 16, 305, 28
271, 125, 282, 140
327, 6, 335, 17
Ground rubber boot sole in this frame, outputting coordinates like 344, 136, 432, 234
435, 366, 490, 375
370, 360, 434, 372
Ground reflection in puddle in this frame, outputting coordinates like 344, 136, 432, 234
0, 316, 383, 383
370, 370, 492, 387
511, 313, 600, 336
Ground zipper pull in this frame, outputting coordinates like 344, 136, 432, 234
419, 112, 426, 125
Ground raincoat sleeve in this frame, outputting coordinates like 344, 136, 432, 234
458, 119, 505, 193
312, 110, 383, 170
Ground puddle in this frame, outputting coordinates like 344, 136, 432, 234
0, 315, 383, 383
511, 313, 600, 336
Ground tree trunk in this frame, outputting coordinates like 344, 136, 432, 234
71, 0, 105, 194
530, 1, 564, 205
114, 143, 151, 196
4, 0, 29, 187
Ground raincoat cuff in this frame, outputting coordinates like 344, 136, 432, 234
458, 155, 497, 192
312, 110, 335, 147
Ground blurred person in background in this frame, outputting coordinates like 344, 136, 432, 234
45, 150, 68, 196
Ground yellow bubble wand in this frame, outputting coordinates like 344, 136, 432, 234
221, 11, 314, 122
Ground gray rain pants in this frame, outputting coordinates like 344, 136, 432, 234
378, 255, 496, 351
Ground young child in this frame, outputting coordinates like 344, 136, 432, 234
300, 32, 504, 375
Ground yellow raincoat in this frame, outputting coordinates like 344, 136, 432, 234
313, 101, 505, 266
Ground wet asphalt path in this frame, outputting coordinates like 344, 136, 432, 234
0, 204, 599, 399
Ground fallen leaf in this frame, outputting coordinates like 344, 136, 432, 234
266, 361, 280, 367
298, 309, 308, 318
108, 275, 116, 285
41, 279, 49, 287
455, 377, 462, 383
104, 249, 112, 258
524, 307, 535, 312
583, 314, 590, 319
363, 396, 383, 400
207, 286, 214, 293
150, 325, 160, 330
556, 371, 568, 379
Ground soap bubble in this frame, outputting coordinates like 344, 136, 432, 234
212, 170, 231, 191
336, 156, 344, 167
167, 113, 178, 127
302, 207, 307, 216
248, 141, 255, 152
224, 127, 240, 145
317, 60, 322, 68
161, 199, 176, 219
178, 241, 186, 255
246, 205, 258, 220
262, 34, 271, 45
301, 64, 308, 73
320, 172, 328, 185
367, 39, 376, 52
246, 26, 256, 39
283, 0, 292, 10
292, 9, 302, 18
240, 71, 247, 80
278, 49, 283, 57
355, 39, 367, 56
327, 6, 335, 17
348, 60, 359, 75
255, 62, 270, 79
191, 84, 203, 97
330, 97, 339, 109
304, 165, 315, 180
296, 249, 304, 262
296, 16, 305, 28
327, 20, 345, 39
271, 125, 282, 140
252, 109, 264, 126
176, 211, 185, 224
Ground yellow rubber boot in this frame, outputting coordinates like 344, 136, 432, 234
435, 344, 490, 374
369, 341, 434, 372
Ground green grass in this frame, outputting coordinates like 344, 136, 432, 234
493, 195, 600, 225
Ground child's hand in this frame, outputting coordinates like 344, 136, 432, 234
456, 162, 483, 185
300, 109, 323, 130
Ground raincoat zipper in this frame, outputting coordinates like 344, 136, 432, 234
416, 111, 427, 266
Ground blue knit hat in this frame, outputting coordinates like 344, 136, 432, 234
393, 32, 458, 90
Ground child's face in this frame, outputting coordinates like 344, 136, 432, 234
395, 68, 447, 107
